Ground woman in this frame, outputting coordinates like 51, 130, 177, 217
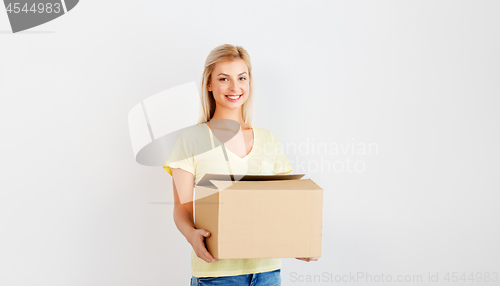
163, 44, 318, 286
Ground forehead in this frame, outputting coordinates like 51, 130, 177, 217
212, 59, 248, 75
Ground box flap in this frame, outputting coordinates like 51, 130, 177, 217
197, 173, 305, 188
210, 178, 321, 192
209, 180, 235, 191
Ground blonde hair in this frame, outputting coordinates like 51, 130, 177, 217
197, 44, 254, 126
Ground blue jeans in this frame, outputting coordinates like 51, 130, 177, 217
190, 269, 281, 286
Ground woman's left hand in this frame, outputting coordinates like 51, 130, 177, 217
295, 257, 319, 262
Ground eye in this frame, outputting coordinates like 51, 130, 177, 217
219, 78, 228, 82
239, 77, 247, 81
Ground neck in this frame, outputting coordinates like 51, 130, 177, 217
211, 106, 248, 129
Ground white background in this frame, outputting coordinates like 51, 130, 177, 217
1, 0, 499, 285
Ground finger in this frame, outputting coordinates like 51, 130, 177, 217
196, 247, 213, 263
192, 241, 213, 263
194, 232, 216, 263
200, 246, 216, 262
201, 256, 212, 263
309, 257, 319, 261
296, 258, 306, 261
198, 250, 214, 263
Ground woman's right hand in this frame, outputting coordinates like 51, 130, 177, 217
171, 168, 219, 263
189, 228, 220, 263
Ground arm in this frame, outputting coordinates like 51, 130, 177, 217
171, 168, 219, 263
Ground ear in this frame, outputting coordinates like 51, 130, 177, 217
207, 84, 212, 92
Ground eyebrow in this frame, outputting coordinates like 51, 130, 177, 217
217, 72, 248, 77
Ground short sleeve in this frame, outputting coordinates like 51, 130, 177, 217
271, 132, 293, 175
163, 130, 195, 176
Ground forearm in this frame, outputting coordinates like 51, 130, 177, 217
173, 205, 196, 245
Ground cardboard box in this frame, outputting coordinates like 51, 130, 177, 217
194, 173, 323, 259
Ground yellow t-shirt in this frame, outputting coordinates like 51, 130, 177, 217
163, 122, 293, 278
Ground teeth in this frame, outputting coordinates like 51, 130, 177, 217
226, 95, 241, 99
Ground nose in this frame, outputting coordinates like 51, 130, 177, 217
229, 79, 240, 92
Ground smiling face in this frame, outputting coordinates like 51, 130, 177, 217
208, 58, 250, 112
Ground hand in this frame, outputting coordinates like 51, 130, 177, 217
189, 229, 220, 263
296, 257, 319, 262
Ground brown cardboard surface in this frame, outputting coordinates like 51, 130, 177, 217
194, 174, 323, 259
